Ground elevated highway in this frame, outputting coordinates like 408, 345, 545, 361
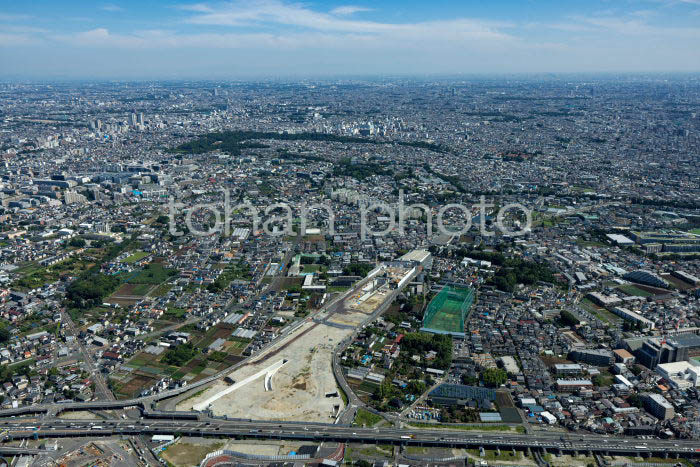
0, 417, 698, 460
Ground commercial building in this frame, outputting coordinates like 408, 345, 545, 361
606, 233, 634, 245
613, 349, 635, 364
586, 292, 621, 308
499, 356, 520, 374
629, 231, 700, 254
672, 270, 700, 286
655, 361, 700, 389
398, 249, 432, 270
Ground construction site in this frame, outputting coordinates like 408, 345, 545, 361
179, 263, 417, 422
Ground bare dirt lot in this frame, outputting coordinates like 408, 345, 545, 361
161, 438, 305, 466
179, 265, 413, 422
179, 320, 350, 421
161, 439, 225, 466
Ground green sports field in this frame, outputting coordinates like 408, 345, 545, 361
422, 285, 474, 335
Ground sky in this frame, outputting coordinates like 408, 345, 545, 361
1, 0, 699, 79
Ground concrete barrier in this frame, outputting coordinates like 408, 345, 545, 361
199, 449, 310, 466
193, 359, 287, 411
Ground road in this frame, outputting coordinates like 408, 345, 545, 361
328, 265, 421, 424
60, 311, 114, 402
11, 262, 691, 462
136, 317, 201, 342
0, 263, 413, 420
0, 417, 697, 459
2, 276, 369, 420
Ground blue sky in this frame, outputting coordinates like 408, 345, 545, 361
1, 0, 699, 79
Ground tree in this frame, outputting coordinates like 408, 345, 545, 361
592, 375, 610, 387
461, 373, 479, 386
68, 237, 86, 248
560, 310, 580, 326
627, 394, 644, 408
343, 263, 375, 277
66, 273, 120, 309
0, 321, 10, 344
162, 343, 197, 367
407, 380, 427, 395
400, 332, 453, 370
481, 368, 507, 388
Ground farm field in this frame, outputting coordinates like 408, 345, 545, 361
120, 251, 149, 263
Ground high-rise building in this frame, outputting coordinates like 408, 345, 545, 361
643, 393, 675, 420
636, 337, 691, 369
64, 191, 87, 205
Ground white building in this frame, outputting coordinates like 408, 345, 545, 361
656, 361, 700, 389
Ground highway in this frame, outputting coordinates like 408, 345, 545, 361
0, 417, 698, 459
5, 264, 696, 461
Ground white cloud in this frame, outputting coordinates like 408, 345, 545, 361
572, 15, 700, 39
0, 33, 42, 46
2, 25, 48, 34
177, 3, 214, 13
4, 0, 700, 76
0, 12, 31, 21
56, 0, 515, 51
330, 6, 372, 16
102, 4, 124, 12
183, 0, 513, 39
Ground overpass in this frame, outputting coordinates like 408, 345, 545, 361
0, 446, 46, 456
0, 417, 698, 460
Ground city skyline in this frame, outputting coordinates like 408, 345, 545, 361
1, 0, 700, 79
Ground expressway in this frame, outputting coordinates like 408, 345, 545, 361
0, 417, 698, 459
5, 262, 695, 460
